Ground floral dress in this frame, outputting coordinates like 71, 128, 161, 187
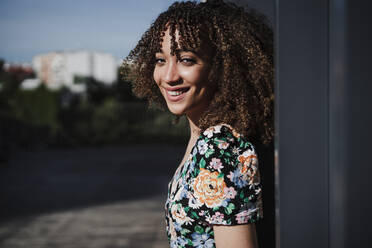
165, 124, 263, 248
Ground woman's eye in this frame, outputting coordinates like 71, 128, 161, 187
180, 57, 197, 65
155, 58, 165, 64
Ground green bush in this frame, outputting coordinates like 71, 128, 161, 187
10, 84, 59, 134
91, 98, 128, 144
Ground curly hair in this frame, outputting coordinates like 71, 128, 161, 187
124, 0, 274, 144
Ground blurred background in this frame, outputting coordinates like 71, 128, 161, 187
0, 1, 189, 247
0, 0, 189, 150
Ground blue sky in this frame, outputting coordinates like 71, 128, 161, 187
0, 0, 179, 63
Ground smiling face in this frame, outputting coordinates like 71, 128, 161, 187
153, 28, 215, 122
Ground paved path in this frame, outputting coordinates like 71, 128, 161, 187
0, 145, 185, 248
0, 197, 168, 248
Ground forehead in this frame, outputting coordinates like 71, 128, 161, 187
157, 24, 212, 56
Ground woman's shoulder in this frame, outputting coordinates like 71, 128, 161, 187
188, 124, 262, 225
200, 123, 255, 151
192, 123, 257, 173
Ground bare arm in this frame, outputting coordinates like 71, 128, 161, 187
213, 224, 259, 248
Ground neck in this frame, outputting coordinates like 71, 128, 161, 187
186, 101, 210, 139
187, 116, 201, 139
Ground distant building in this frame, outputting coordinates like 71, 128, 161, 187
32, 51, 117, 92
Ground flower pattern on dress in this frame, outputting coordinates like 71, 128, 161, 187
171, 203, 194, 225
209, 158, 223, 172
192, 168, 227, 208
165, 124, 263, 248
191, 233, 214, 248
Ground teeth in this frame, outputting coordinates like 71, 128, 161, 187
168, 90, 183, 96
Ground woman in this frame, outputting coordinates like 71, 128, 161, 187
124, 0, 273, 247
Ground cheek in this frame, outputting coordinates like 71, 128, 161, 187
179, 68, 208, 86
153, 68, 161, 86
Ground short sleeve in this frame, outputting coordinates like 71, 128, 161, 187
188, 125, 263, 226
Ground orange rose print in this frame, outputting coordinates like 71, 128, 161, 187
192, 168, 227, 208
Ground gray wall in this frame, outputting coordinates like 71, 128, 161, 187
329, 0, 372, 247
277, 0, 372, 247
276, 0, 329, 247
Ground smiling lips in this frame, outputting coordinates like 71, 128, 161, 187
164, 87, 190, 102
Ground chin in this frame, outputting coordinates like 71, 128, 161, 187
165, 100, 189, 115
167, 105, 186, 116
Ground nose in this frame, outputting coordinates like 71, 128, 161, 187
163, 60, 181, 85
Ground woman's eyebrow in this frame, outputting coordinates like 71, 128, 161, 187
176, 48, 196, 54
177, 49, 207, 59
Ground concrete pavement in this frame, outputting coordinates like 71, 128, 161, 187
0, 145, 184, 248
0, 197, 168, 248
